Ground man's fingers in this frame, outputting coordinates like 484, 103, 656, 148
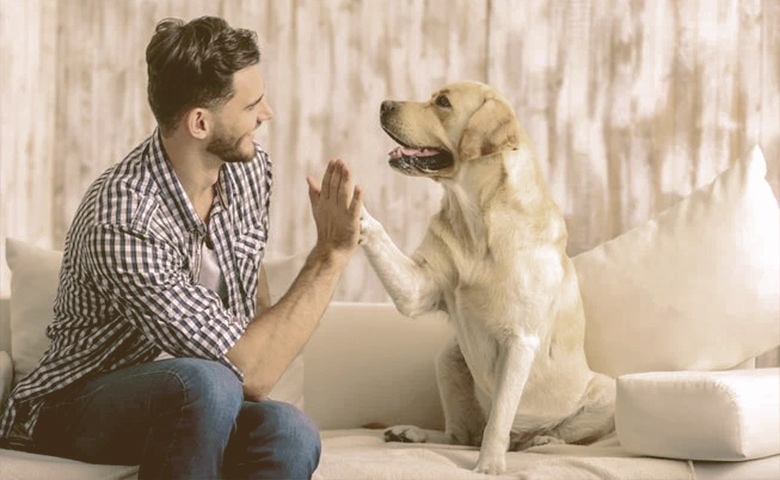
338, 161, 354, 207
327, 159, 344, 201
306, 175, 320, 205
350, 185, 363, 218
321, 160, 335, 200
311, 159, 361, 216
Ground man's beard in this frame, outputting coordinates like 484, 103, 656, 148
207, 123, 254, 163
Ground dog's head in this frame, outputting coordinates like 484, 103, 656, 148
379, 81, 523, 179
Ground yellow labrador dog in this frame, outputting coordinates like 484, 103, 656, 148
359, 81, 615, 475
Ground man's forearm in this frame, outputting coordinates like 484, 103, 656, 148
227, 245, 349, 400
256, 264, 272, 315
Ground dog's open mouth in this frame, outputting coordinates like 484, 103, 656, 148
381, 123, 454, 175
386, 144, 453, 175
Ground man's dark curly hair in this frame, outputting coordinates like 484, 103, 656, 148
146, 16, 260, 135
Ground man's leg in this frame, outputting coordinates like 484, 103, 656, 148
222, 400, 322, 480
32, 358, 243, 479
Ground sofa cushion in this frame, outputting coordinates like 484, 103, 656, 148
312, 429, 697, 480
4, 238, 304, 409
615, 368, 780, 461
0, 448, 138, 480
573, 146, 780, 377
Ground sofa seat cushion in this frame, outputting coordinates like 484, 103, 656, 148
313, 429, 780, 480
313, 429, 692, 479
0, 448, 138, 480
2, 429, 779, 480
616, 368, 780, 461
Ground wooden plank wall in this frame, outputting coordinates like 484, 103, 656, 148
1, 0, 778, 303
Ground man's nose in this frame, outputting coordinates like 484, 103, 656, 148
258, 102, 274, 123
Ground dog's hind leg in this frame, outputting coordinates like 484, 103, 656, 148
384, 337, 483, 446
509, 373, 615, 451
545, 372, 616, 445
435, 336, 486, 447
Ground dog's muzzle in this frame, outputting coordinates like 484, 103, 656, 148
380, 101, 454, 175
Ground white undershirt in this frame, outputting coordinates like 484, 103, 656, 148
198, 244, 228, 301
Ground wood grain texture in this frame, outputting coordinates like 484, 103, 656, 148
1, 0, 778, 303
0, 0, 58, 294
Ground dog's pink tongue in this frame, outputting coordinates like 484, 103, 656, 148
388, 146, 438, 158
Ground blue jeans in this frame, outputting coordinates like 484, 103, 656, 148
31, 358, 321, 479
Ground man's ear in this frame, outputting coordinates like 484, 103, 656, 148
183, 108, 211, 140
457, 98, 522, 161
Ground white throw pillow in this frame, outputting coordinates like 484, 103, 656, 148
0, 351, 13, 407
573, 146, 780, 377
6, 238, 62, 381
616, 368, 780, 461
4, 238, 304, 409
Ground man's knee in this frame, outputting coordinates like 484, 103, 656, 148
163, 358, 244, 420
256, 400, 319, 445
240, 400, 322, 475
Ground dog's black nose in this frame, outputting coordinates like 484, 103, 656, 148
380, 101, 397, 116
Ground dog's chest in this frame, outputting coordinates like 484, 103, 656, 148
441, 241, 565, 390
442, 259, 516, 379
449, 307, 518, 398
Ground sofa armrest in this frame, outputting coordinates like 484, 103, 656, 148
0, 350, 12, 408
303, 302, 451, 431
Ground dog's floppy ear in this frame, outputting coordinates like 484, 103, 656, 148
458, 98, 522, 161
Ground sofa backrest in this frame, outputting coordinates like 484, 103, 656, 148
304, 302, 449, 430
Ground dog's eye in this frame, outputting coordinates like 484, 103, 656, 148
435, 95, 452, 108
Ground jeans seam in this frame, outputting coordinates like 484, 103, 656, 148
153, 368, 189, 478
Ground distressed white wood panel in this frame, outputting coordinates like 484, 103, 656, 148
0, 0, 58, 296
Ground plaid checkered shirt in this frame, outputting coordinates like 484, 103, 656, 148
0, 129, 272, 447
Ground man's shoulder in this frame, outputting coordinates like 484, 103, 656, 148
82, 136, 161, 227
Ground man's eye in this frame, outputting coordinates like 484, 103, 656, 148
435, 95, 451, 108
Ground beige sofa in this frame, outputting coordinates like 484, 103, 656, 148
1, 146, 779, 479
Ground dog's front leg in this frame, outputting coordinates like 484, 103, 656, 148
360, 207, 439, 317
474, 336, 538, 475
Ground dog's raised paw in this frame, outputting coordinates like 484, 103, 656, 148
384, 425, 428, 443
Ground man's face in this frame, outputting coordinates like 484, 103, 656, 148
207, 63, 273, 163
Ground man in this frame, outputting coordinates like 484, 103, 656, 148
0, 16, 362, 479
